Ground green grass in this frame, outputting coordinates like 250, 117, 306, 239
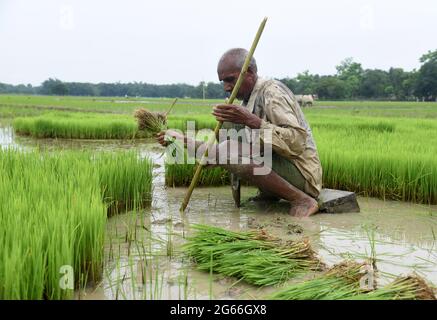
4, 94, 437, 204
0, 94, 218, 115
0, 149, 153, 299
95, 152, 153, 214
345, 275, 436, 300
184, 224, 322, 286
166, 114, 437, 204
269, 261, 367, 300
310, 100, 437, 119
11, 112, 216, 140
309, 115, 437, 204
0, 149, 105, 299
165, 163, 230, 187
167, 114, 216, 131
13, 113, 143, 139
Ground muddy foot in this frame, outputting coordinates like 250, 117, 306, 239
289, 198, 319, 217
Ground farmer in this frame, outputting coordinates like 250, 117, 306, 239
157, 48, 322, 217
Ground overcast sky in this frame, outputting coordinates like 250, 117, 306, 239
1, 0, 436, 86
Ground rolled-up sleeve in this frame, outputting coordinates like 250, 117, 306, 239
259, 89, 308, 158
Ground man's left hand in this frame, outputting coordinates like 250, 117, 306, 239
212, 104, 262, 129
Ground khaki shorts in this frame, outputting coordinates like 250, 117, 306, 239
271, 153, 307, 194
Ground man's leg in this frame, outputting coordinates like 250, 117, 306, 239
223, 162, 318, 217
202, 140, 318, 217
248, 190, 281, 203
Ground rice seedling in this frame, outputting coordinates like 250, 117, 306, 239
346, 275, 436, 300
308, 114, 437, 204
0, 95, 219, 116
95, 151, 153, 215
269, 261, 371, 300
12, 111, 215, 140
13, 112, 146, 139
165, 163, 230, 187
184, 224, 323, 286
0, 149, 106, 299
0, 148, 154, 299
167, 115, 216, 131
134, 108, 167, 133
5, 94, 437, 204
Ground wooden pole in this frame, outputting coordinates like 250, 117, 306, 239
165, 98, 178, 117
180, 17, 268, 212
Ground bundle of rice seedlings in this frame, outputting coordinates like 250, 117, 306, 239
269, 261, 371, 300
134, 108, 167, 133
347, 275, 436, 300
184, 224, 323, 286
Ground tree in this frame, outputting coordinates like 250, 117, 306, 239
415, 49, 437, 101
359, 69, 390, 99
419, 50, 437, 64
206, 82, 226, 99
388, 68, 410, 100
336, 58, 363, 98
279, 77, 299, 93
40, 78, 68, 95
316, 76, 347, 99
294, 71, 319, 94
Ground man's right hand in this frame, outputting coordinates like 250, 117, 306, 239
156, 130, 185, 147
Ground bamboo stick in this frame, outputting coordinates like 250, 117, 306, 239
165, 98, 178, 117
180, 17, 268, 212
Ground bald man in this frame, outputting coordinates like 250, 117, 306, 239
158, 48, 322, 217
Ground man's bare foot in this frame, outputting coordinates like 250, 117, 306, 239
289, 198, 319, 217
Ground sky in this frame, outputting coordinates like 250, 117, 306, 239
1, 0, 436, 86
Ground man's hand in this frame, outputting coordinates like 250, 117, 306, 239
156, 130, 185, 147
212, 104, 262, 129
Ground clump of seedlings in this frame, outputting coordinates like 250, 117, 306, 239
13, 112, 143, 140
134, 108, 167, 133
134, 100, 185, 160
96, 151, 153, 215
347, 274, 436, 300
270, 261, 371, 300
184, 224, 323, 286
134, 98, 177, 134
165, 162, 230, 187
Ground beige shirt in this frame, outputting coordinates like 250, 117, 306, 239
242, 77, 322, 197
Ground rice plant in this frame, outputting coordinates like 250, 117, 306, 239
0, 149, 154, 299
184, 224, 323, 286
13, 112, 216, 140
13, 112, 144, 139
95, 152, 153, 215
0, 149, 106, 299
134, 108, 167, 133
269, 261, 370, 300
6, 94, 437, 203
308, 115, 437, 204
165, 163, 230, 186
346, 275, 436, 300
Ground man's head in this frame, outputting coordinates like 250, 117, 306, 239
217, 48, 258, 102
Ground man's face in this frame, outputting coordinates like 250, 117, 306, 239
217, 61, 256, 101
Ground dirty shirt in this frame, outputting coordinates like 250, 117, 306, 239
241, 77, 323, 198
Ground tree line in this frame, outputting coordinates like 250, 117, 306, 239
0, 80, 227, 99
1, 50, 436, 101
280, 50, 436, 101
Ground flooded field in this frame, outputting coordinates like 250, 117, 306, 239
1, 123, 436, 299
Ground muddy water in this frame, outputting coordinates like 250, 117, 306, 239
0, 125, 15, 149
1, 124, 437, 299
